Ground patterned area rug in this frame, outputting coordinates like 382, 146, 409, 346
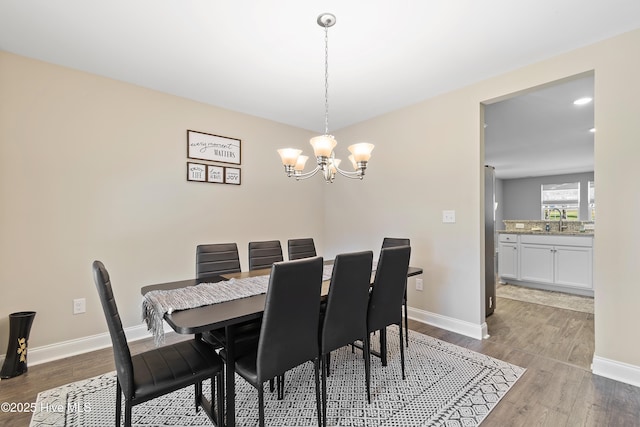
497, 283, 594, 314
30, 330, 524, 427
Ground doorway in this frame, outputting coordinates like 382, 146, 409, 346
482, 72, 595, 321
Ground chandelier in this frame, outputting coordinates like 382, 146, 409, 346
277, 13, 374, 183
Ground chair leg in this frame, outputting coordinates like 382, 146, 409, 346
258, 385, 265, 427
216, 373, 225, 427
321, 354, 327, 427
115, 381, 122, 427
364, 333, 372, 404
314, 358, 322, 427
326, 351, 331, 377
269, 378, 275, 392
398, 324, 405, 380
276, 373, 285, 400
194, 381, 202, 413
404, 282, 409, 348
124, 401, 132, 427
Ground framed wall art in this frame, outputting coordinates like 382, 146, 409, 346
187, 130, 241, 165
207, 165, 224, 183
187, 162, 207, 182
225, 167, 241, 185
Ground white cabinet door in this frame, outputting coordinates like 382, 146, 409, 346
520, 243, 554, 284
498, 242, 518, 279
554, 246, 593, 288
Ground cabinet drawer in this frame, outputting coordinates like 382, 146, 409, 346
520, 234, 593, 247
499, 234, 518, 243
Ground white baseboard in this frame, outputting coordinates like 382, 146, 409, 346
592, 355, 640, 388
0, 324, 172, 368
407, 306, 487, 340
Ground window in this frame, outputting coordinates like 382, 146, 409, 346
541, 182, 580, 221
588, 181, 595, 221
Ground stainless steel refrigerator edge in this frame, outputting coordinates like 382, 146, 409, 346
485, 165, 496, 316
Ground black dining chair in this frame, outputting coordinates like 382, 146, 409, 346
381, 237, 411, 347
366, 245, 411, 398
92, 261, 224, 427
196, 243, 242, 279
287, 238, 317, 260
248, 240, 284, 394
319, 251, 373, 424
195, 243, 261, 351
234, 256, 324, 427
248, 240, 284, 271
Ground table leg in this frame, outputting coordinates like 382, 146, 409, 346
225, 325, 236, 427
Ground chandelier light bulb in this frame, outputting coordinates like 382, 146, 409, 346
277, 148, 302, 166
310, 135, 337, 157
294, 155, 309, 171
348, 143, 375, 162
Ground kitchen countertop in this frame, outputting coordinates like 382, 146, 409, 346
497, 230, 594, 236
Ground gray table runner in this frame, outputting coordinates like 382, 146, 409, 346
142, 275, 269, 345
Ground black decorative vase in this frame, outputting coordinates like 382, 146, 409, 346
1, 311, 36, 379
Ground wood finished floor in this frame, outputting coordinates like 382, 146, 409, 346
1, 296, 639, 426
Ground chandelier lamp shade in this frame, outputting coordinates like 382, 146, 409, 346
277, 13, 374, 183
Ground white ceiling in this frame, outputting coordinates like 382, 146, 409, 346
484, 74, 595, 179
1, 0, 638, 173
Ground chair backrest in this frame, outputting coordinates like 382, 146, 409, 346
320, 251, 374, 354
367, 246, 411, 333
256, 256, 323, 383
382, 237, 410, 249
287, 238, 317, 260
248, 240, 283, 271
196, 243, 241, 279
92, 261, 134, 398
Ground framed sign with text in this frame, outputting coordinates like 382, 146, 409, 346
225, 167, 241, 185
187, 130, 241, 165
207, 165, 224, 183
187, 162, 207, 182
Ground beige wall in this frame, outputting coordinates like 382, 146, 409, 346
328, 28, 640, 369
2, 26, 640, 376
0, 52, 324, 349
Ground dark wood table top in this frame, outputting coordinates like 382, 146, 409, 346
141, 265, 423, 335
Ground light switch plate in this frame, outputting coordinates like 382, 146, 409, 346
442, 210, 456, 223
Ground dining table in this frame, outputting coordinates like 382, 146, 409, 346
140, 262, 423, 427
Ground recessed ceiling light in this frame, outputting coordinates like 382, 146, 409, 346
573, 97, 593, 105
589, 127, 596, 133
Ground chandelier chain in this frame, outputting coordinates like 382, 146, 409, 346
324, 22, 329, 135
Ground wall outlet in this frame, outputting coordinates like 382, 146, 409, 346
73, 298, 86, 315
442, 210, 456, 223
415, 278, 424, 291
489, 297, 493, 308
515, 223, 525, 229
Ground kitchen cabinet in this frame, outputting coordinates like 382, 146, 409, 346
554, 245, 592, 288
498, 234, 519, 280
520, 242, 554, 283
498, 232, 593, 296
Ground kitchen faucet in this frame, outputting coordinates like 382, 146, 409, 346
550, 208, 567, 232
